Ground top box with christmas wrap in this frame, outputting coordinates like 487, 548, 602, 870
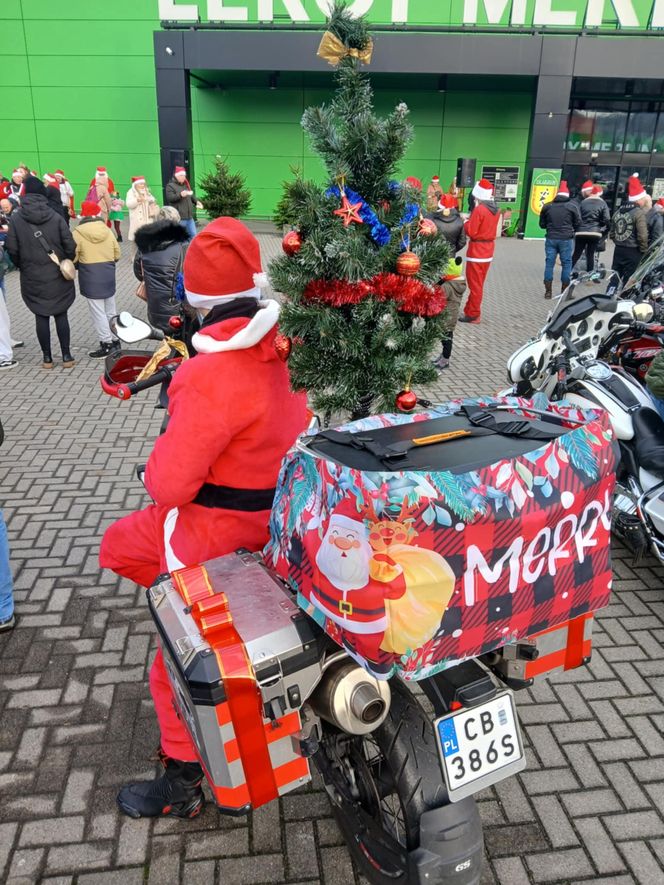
265, 396, 618, 681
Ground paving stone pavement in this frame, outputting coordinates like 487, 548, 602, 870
1, 224, 663, 885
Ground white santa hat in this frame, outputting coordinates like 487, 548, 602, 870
184, 216, 270, 310
628, 173, 647, 202
43, 173, 57, 186
472, 178, 494, 201
95, 166, 108, 178
131, 176, 146, 186
326, 513, 365, 534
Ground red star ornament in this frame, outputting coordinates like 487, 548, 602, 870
334, 196, 364, 227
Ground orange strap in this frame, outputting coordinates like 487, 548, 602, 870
171, 565, 279, 809
564, 614, 587, 671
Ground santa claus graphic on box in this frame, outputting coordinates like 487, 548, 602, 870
310, 502, 455, 665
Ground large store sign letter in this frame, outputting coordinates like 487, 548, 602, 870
463, 0, 527, 25
585, 0, 639, 26
158, 0, 409, 22
158, 0, 662, 26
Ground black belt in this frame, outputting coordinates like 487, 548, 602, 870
313, 585, 385, 617
193, 483, 276, 511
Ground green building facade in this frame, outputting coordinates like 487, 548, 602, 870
4, 1, 664, 218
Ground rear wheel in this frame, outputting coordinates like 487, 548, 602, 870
314, 680, 448, 883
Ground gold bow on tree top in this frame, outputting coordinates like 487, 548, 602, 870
317, 30, 374, 66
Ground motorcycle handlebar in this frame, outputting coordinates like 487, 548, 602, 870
110, 365, 177, 400
125, 366, 175, 395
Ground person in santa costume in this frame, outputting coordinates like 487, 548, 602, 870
42, 174, 69, 224
100, 216, 307, 820
54, 170, 75, 225
426, 174, 443, 212
7, 170, 25, 208
87, 167, 114, 224
610, 173, 649, 284
125, 176, 158, 244
459, 178, 500, 324
165, 166, 202, 240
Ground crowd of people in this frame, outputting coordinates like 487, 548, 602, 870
539, 172, 664, 295
0, 165, 202, 371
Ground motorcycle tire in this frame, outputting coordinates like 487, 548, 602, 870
316, 679, 479, 884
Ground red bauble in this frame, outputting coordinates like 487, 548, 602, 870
282, 230, 303, 256
396, 251, 421, 276
274, 333, 292, 362
396, 389, 418, 412
418, 218, 437, 237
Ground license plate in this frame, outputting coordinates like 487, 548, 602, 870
434, 691, 526, 802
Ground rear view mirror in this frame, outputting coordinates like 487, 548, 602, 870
633, 303, 655, 323
111, 312, 154, 344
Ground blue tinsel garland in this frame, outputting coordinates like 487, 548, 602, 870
326, 183, 420, 248
326, 185, 391, 246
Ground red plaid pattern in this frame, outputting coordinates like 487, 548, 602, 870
273, 406, 619, 679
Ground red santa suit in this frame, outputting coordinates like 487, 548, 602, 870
89, 167, 116, 194
100, 217, 308, 762
463, 178, 500, 321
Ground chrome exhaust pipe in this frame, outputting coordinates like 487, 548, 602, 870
310, 659, 391, 735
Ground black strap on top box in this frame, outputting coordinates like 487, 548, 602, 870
308, 406, 576, 473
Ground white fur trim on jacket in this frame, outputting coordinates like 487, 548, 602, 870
185, 285, 262, 309
191, 299, 281, 354
472, 182, 494, 201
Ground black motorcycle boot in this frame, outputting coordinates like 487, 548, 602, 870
117, 758, 205, 819
544, 280, 553, 300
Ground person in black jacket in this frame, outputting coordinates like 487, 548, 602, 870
133, 207, 189, 333
644, 195, 664, 247
610, 174, 649, 283
539, 181, 580, 299
164, 167, 201, 240
45, 182, 69, 225
5, 176, 76, 368
426, 194, 467, 254
572, 185, 610, 272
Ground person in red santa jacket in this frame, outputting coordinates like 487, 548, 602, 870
458, 178, 500, 324
100, 217, 308, 820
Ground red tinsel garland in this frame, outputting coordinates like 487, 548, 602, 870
303, 274, 446, 317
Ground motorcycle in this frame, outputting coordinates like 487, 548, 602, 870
104, 313, 609, 885
620, 234, 664, 313
506, 270, 664, 565
600, 317, 664, 385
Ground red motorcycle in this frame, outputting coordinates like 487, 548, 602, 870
600, 312, 664, 384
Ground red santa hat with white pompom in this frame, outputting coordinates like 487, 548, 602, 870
472, 178, 494, 201
628, 173, 647, 202
186, 217, 278, 353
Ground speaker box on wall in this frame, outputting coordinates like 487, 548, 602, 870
456, 158, 477, 188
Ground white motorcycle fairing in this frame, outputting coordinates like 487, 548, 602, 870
507, 299, 635, 393
563, 370, 652, 441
